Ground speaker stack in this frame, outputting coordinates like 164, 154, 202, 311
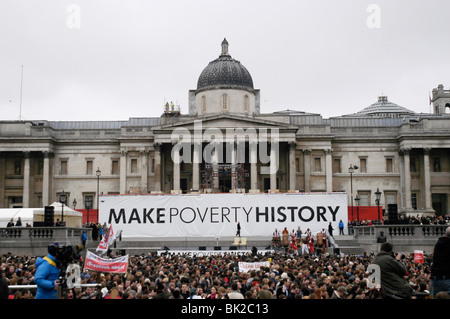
387, 204, 398, 224
44, 206, 55, 226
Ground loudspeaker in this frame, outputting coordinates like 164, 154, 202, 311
44, 206, 54, 226
199, 246, 206, 250
214, 246, 221, 250
387, 204, 398, 224
334, 248, 340, 255
229, 246, 237, 250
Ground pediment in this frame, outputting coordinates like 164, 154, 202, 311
155, 114, 295, 132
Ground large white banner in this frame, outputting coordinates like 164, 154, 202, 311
99, 193, 347, 238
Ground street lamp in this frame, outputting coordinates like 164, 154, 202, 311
355, 194, 360, 223
59, 190, 67, 225
96, 167, 101, 215
73, 198, 77, 210
348, 164, 359, 222
375, 188, 382, 221
86, 196, 92, 224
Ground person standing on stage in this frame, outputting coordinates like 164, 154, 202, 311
236, 222, 241, 237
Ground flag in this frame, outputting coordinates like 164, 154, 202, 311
96, 224, 117, 253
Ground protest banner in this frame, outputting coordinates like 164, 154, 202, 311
238, 261, 271, 273
85, 250, 128, 274
99, 193, 347, 238
414, 250, 424, 263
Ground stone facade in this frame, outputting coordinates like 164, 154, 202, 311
0, 40, 449, 217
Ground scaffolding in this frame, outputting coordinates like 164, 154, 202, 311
163, 101, 181, 124
200, 163, 248, 192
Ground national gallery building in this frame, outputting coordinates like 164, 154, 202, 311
0, 39, 449, 217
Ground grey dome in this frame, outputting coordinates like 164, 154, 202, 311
356, 96, 415, 116
196, 39, 254, 93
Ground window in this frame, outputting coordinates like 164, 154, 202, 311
314, 157, 322, 172
14, 160, 22, 175
296, 158, 300, 172
385, 192, 397, 205
359, 158, 367, 173
60, 160, 68, 175
222, 94, 228, 111
386, 158, 393, 173
112, 160, 119, 175
411, 193, 417, 210
358, 192, 370, 206
36, 159, 43, 176
410, 157, 417, 172
244, 95, 249, 113
84, 194, 95, 209
201, 96, 206, 113
131, 158, 138, 173
86, 160, 93, 175
332, 158, 341, 173
433, 158, 441, 172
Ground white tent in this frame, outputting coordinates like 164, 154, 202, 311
0, 208, 35, 227
0, 202, 83, 228
33, 202, 83, 228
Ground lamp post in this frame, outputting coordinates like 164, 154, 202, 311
348, 164, 359, 222
73, 198, 77, 210
375, 188, 382, 221
59, 190, 67, 225
355, 194, 360, 223
86, 196, 92, 225
96, 167, 101, 216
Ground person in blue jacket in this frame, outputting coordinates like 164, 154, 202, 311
34, 243, 61, 299
81, 230, 87, 248
339, 220, 345, 235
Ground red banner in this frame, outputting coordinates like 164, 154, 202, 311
85, 251, 128, 273
348, 206, 382, 221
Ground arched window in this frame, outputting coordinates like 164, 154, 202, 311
201, 96, 206, 113
244, 95, 249, 113
222, 94, 228, 111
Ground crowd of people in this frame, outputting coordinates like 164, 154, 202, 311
1, 215, 449, 300
1, 231, 449, 300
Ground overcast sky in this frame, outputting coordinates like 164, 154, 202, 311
1, 0, 449, 121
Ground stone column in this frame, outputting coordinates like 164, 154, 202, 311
23, 151, 30, 208
212, 145, 219, 190
153, 143, 161, 192
403, 148, 412, 211
270, 143, 277, 190
120, 150, 127, 194
231, 142, 237, 191
289, 142, 296, 191
192, 142, 200, 191
42, 151, 51, 206
423, 148, 434, 213
303, 149, 311, 192
250, 142, 258, 191
172, 144, 181, 192
140, 150, 149, 193
325, 148, 333, 192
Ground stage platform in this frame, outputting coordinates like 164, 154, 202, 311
102, 235, 363, 256
107, 235, 273, 255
